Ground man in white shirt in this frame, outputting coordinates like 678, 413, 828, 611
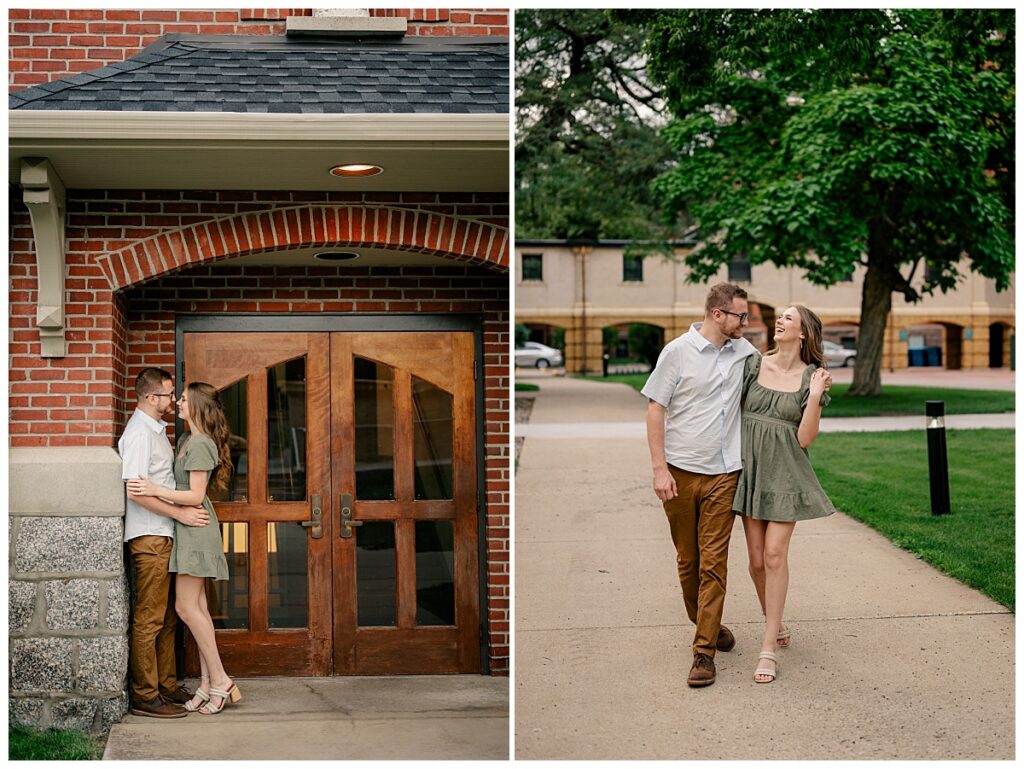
119, 367, 209, 718
642, 283, 757, 687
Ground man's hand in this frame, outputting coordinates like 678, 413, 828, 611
652, 466, 678, 501
175, 506, 210, 527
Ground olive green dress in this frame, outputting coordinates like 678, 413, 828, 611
168, 433, 230, 581
732, 354, 836, 522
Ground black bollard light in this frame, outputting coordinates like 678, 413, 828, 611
925, 400, 951, 515
602, 353, 609, 378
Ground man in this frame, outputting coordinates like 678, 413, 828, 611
642, 283, 757, 687
119, 367, 209, 717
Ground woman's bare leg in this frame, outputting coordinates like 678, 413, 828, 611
756, 521, 796, 681
741, 515, 768, 615
175, 575, 232, 710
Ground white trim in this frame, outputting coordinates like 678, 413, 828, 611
10, 110, 509, 144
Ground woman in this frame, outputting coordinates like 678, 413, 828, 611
128, 382, 241, 713
732, 306, 835, 683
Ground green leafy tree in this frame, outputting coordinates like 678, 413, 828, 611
515, 323, 530, 349
628, 323, 664, 367
624, 9, 1014, 395
516, 9, 684, 252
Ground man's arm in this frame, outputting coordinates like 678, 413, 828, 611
646, 400, 677, 501
128, 492, 210, 527
121, 429, 208, 527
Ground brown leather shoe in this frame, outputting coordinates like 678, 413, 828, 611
716, 625, 736, 652
130, 695, 187, 718
161, 684, 193, 705
687, 652, 716, 687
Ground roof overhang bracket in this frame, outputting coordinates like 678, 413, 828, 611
20, 157, 67, 358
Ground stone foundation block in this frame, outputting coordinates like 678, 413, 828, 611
100, 692, 129, 732
9, 580, 37, 633
78, 636, 128, 692
46, 579, 99, 630
15, 517, 123, 573
10, 637, 74, 692
106, 574, 129, 630
51, 698, 98, 732
9, 698, 45, 729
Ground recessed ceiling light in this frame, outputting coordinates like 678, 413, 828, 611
329, 164, 383, 177
313, 251, 360, 261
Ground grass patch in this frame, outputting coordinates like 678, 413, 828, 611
515, 382, 540, 392
810, 429, 1014, 610
9, 726, 105, 760
583, 375, 1014, 418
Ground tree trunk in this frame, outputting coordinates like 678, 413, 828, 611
849, 256, 892, 397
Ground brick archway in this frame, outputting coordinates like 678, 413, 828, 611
96, 205, 509, 290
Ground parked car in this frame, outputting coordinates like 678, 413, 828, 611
515, 341, 563, 369
823, 340, 857, 368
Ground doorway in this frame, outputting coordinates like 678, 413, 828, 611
176, 316, 483, 675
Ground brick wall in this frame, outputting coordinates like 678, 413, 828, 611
8, 7, 511, 90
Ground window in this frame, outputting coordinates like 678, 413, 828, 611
521, 253, 543, 282
622, 255, 643, 283
727, 255, 751, 282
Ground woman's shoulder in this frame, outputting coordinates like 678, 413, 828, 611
186, 433, 218, 454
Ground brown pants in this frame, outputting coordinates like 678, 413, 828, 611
127, 535, 178, 702
662, 466, 739, 657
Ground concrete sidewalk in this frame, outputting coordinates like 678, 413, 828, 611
514, 376, 1014, 760
104, 675, 508, 760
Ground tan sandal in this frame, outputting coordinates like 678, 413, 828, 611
776, 626, 791, 648
199, 682, 241, 715
754, 651, 778, 683
184, 677, 210, 712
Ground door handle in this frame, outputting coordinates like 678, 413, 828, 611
300, 493, 324, 539
339, 493, 362, 539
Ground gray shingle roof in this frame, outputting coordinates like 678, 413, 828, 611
9, 34, 508, 114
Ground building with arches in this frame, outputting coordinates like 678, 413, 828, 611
516, 240, 1014, 374
9, 8, 510, 732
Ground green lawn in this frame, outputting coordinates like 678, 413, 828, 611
9, 726, 104, 760
515, 382, 540, 392
810, 429, 1014, 610
584, 375, 1014, 417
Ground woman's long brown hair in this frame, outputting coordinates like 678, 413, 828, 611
766, 305, 827, 369
184, 381, 233, 492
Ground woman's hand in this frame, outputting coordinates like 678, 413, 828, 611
126, 476, 164, 497
809, 368, 832, 398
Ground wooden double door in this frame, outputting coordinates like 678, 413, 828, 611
181, 329, 479, 675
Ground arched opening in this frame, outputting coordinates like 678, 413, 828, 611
822, 323, 860, 368
515, 322, 565, 369
602, 322, 664, 373
989, 322, 1011, 368
905, 323, 962, 369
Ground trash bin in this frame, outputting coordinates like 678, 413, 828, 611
908, 349, 926, 367
926, 346, 942, 366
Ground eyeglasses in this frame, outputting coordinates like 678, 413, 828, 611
149, 392, 175, 400
718, 308, 749, 323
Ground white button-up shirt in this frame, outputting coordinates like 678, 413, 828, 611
642, 323, 757, 475
119, 408, 176, 541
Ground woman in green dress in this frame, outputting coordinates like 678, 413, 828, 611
127, 382, 241, 714
732, 306, 835, 684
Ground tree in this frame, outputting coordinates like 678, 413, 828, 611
515, 9, 685, 251
623, 9, 1014, 395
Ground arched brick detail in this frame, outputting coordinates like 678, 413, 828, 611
95, 205, 509, 290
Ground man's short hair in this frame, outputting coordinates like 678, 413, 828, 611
135, 368, 173, 399
704, 283, 748, 316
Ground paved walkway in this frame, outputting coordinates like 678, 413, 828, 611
104, 675, 508, 760
514, 377, 1014, 760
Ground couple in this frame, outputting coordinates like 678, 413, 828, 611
118, 368, 241, 717
644, 283, 835, 686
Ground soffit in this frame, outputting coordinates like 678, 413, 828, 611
9, 111, 508, 192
